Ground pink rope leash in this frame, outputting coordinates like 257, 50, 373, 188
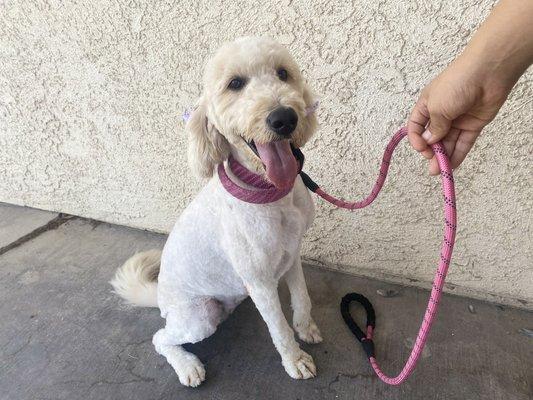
307, 126, 457, 385
217, 126, 457, 384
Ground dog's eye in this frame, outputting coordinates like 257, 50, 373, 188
228, 77, 245, 91
277, 68, 288, 81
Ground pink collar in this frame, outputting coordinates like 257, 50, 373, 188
218, 156, 294, 203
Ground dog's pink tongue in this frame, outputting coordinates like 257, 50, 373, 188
255, 140, 298, 190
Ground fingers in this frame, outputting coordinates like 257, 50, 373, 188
428, 129, 479, 175
449, 130, 480, 169
422, 109, 453, 175
427, 128, 459, 175
409, 89, 464, 175
408, 95, 433, 159
441, 128, 459, 163
426, 111, 452, 145
428, 156, 440, 176
420, 141, 435, 160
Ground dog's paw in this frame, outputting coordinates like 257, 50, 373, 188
294, 319, 323, 344
282, 350, 317, 379
175, 355, 206, 387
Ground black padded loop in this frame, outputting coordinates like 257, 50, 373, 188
340, 293, 377, 358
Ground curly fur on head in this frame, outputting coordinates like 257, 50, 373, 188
187, 36, 318, 178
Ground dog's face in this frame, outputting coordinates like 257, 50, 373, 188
187, 37, 317, 189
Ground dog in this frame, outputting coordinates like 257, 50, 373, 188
111, 36, 321, 387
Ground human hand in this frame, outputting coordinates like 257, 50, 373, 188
407, 57, 513, 175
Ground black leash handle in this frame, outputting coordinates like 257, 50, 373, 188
340, 293, 376, 358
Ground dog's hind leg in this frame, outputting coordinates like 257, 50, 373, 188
284, 257, 322, 344
152, 298, 224, 387
153, 330, 205, 387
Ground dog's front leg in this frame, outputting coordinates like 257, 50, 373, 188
247, 281, 317, 379
284, 257, 323, 344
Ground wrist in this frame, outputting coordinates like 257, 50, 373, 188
455, 47, 519, 94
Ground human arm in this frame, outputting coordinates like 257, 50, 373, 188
408, 0, 533, 175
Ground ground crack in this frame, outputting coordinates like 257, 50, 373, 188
0, 213, 75, 256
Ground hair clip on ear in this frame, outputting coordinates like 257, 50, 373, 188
305, 100, 320, 116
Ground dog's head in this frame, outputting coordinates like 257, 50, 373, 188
187, 36, 317, 189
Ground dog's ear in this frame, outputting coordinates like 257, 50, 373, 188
186, 98, 230, 178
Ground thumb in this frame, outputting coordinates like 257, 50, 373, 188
425, 113, 452, 145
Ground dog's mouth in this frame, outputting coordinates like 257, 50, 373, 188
244, 138, 302, 190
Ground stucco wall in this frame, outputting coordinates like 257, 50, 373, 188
1, 1, 532, 308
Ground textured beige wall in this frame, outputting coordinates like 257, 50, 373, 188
1, 1, 532, 308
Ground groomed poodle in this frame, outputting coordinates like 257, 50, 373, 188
111, 36, 322, 387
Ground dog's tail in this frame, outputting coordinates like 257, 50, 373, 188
110, 249, 161, 308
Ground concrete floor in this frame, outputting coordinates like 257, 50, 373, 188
0, 203, 532, 400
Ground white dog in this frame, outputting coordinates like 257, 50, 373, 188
111, 36, 321, 387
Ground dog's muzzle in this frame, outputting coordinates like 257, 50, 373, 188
266, 106, 298, 137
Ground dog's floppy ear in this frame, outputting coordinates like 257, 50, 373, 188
187, 98, 230, 178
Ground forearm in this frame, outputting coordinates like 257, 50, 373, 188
459, 0, 533, 87
407, 0, 533, 174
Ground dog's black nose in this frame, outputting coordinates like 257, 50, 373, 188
266, 107, 298, 136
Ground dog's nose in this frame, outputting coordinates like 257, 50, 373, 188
266, 107, 298, 136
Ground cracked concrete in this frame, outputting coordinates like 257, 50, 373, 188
0, 213, 73, 256
0, 202, 532, 400
0, 203, 59, 249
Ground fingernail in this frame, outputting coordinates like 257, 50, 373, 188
422, 130, 432, 141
